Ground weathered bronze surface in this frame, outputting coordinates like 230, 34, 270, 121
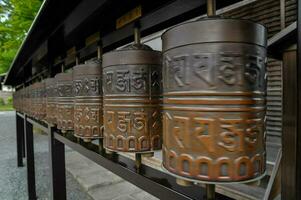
103, 44, 162, 152
55, 72, 74, 132
73, 60, 103, 141
23, 86, 29, 115
31, 83, 38, 118
35, 81, 46, 120
161, 18, 267, 183
45, 78, 57, 125
26, 86, 31, 116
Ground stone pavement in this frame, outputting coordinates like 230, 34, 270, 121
0, 111, 91, 200
0, 111, 158, 200
65, 148, 158, 200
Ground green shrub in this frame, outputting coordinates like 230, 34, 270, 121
0, 98, 4, 106
7, 96, 13, 105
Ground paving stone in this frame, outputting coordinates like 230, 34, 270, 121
130, 191, 159, 200
0, 111, 92, 200
75, 168, 124, 191
89, 182, 141, 200
66, 151, 97, 170
66, 151, 124, 191
112, 195, 136, 200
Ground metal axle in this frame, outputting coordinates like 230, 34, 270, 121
207, 0, 216, 17
134, 27, 141, 45
206, 184, 215, 200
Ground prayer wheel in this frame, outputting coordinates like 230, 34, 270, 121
31, 83, 38, 118
73, 60, 103, 141
26, 86, 31, 116
55, 72, 74, 132
103, 44, 162, 152
23, 86, 29, 114
36, 81, 46, 120
45, 78, 57, 125
17, 88, 23, 113
161, 18, 267, 183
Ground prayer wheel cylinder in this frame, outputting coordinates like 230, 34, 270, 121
73, 61, 103, 141
16, 89, 22, 112
161, 18, 267, 183
31, 83, 38, 118
55, 72, 74, 132
27, 85, 33, 116
36, 81, 46, 120
21, 88, 24, 113
23, 87, 28, 115
103, 44, 162, 152
26, 86, 31, 116
25, 86, 30, 115
45, 78, 57, 125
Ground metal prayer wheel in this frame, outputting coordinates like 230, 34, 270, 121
55, 72, 74, 132
36, 81, 46, 120
17, 89, 22, 112
45, 78, 57, 125
23, 87, 28, 114
27, 84, 32, 116
73, 60, 103, 142
162, 18, 267, 183
31, 83, 38, 118
103, 44, 162, 152
26, 86, 31, 116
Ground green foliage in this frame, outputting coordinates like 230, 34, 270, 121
0, 0, 43, 74
7, 96, 12, 104
0, 97, 4, 106
0, 104, 13, 111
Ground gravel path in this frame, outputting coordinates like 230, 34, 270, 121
0, 111, 92, 200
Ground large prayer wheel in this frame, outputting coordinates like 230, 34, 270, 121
45, 78, 57, 125
73, 60, 103, 141
103, 44, 162, 152
162, 18, 267, 183
55, 72, 74, 132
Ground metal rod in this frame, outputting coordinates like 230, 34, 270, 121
98, 126, 104, 154
61, 64, 65, 72
75, 56, 79, 65
206, 184, 215, 200
135, 153, 142, 173
97, 46, 102, 59
98, 138, 104, 154
62, 130, 66, 137
134, 27, 141, 45
207, 0, 216, 17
